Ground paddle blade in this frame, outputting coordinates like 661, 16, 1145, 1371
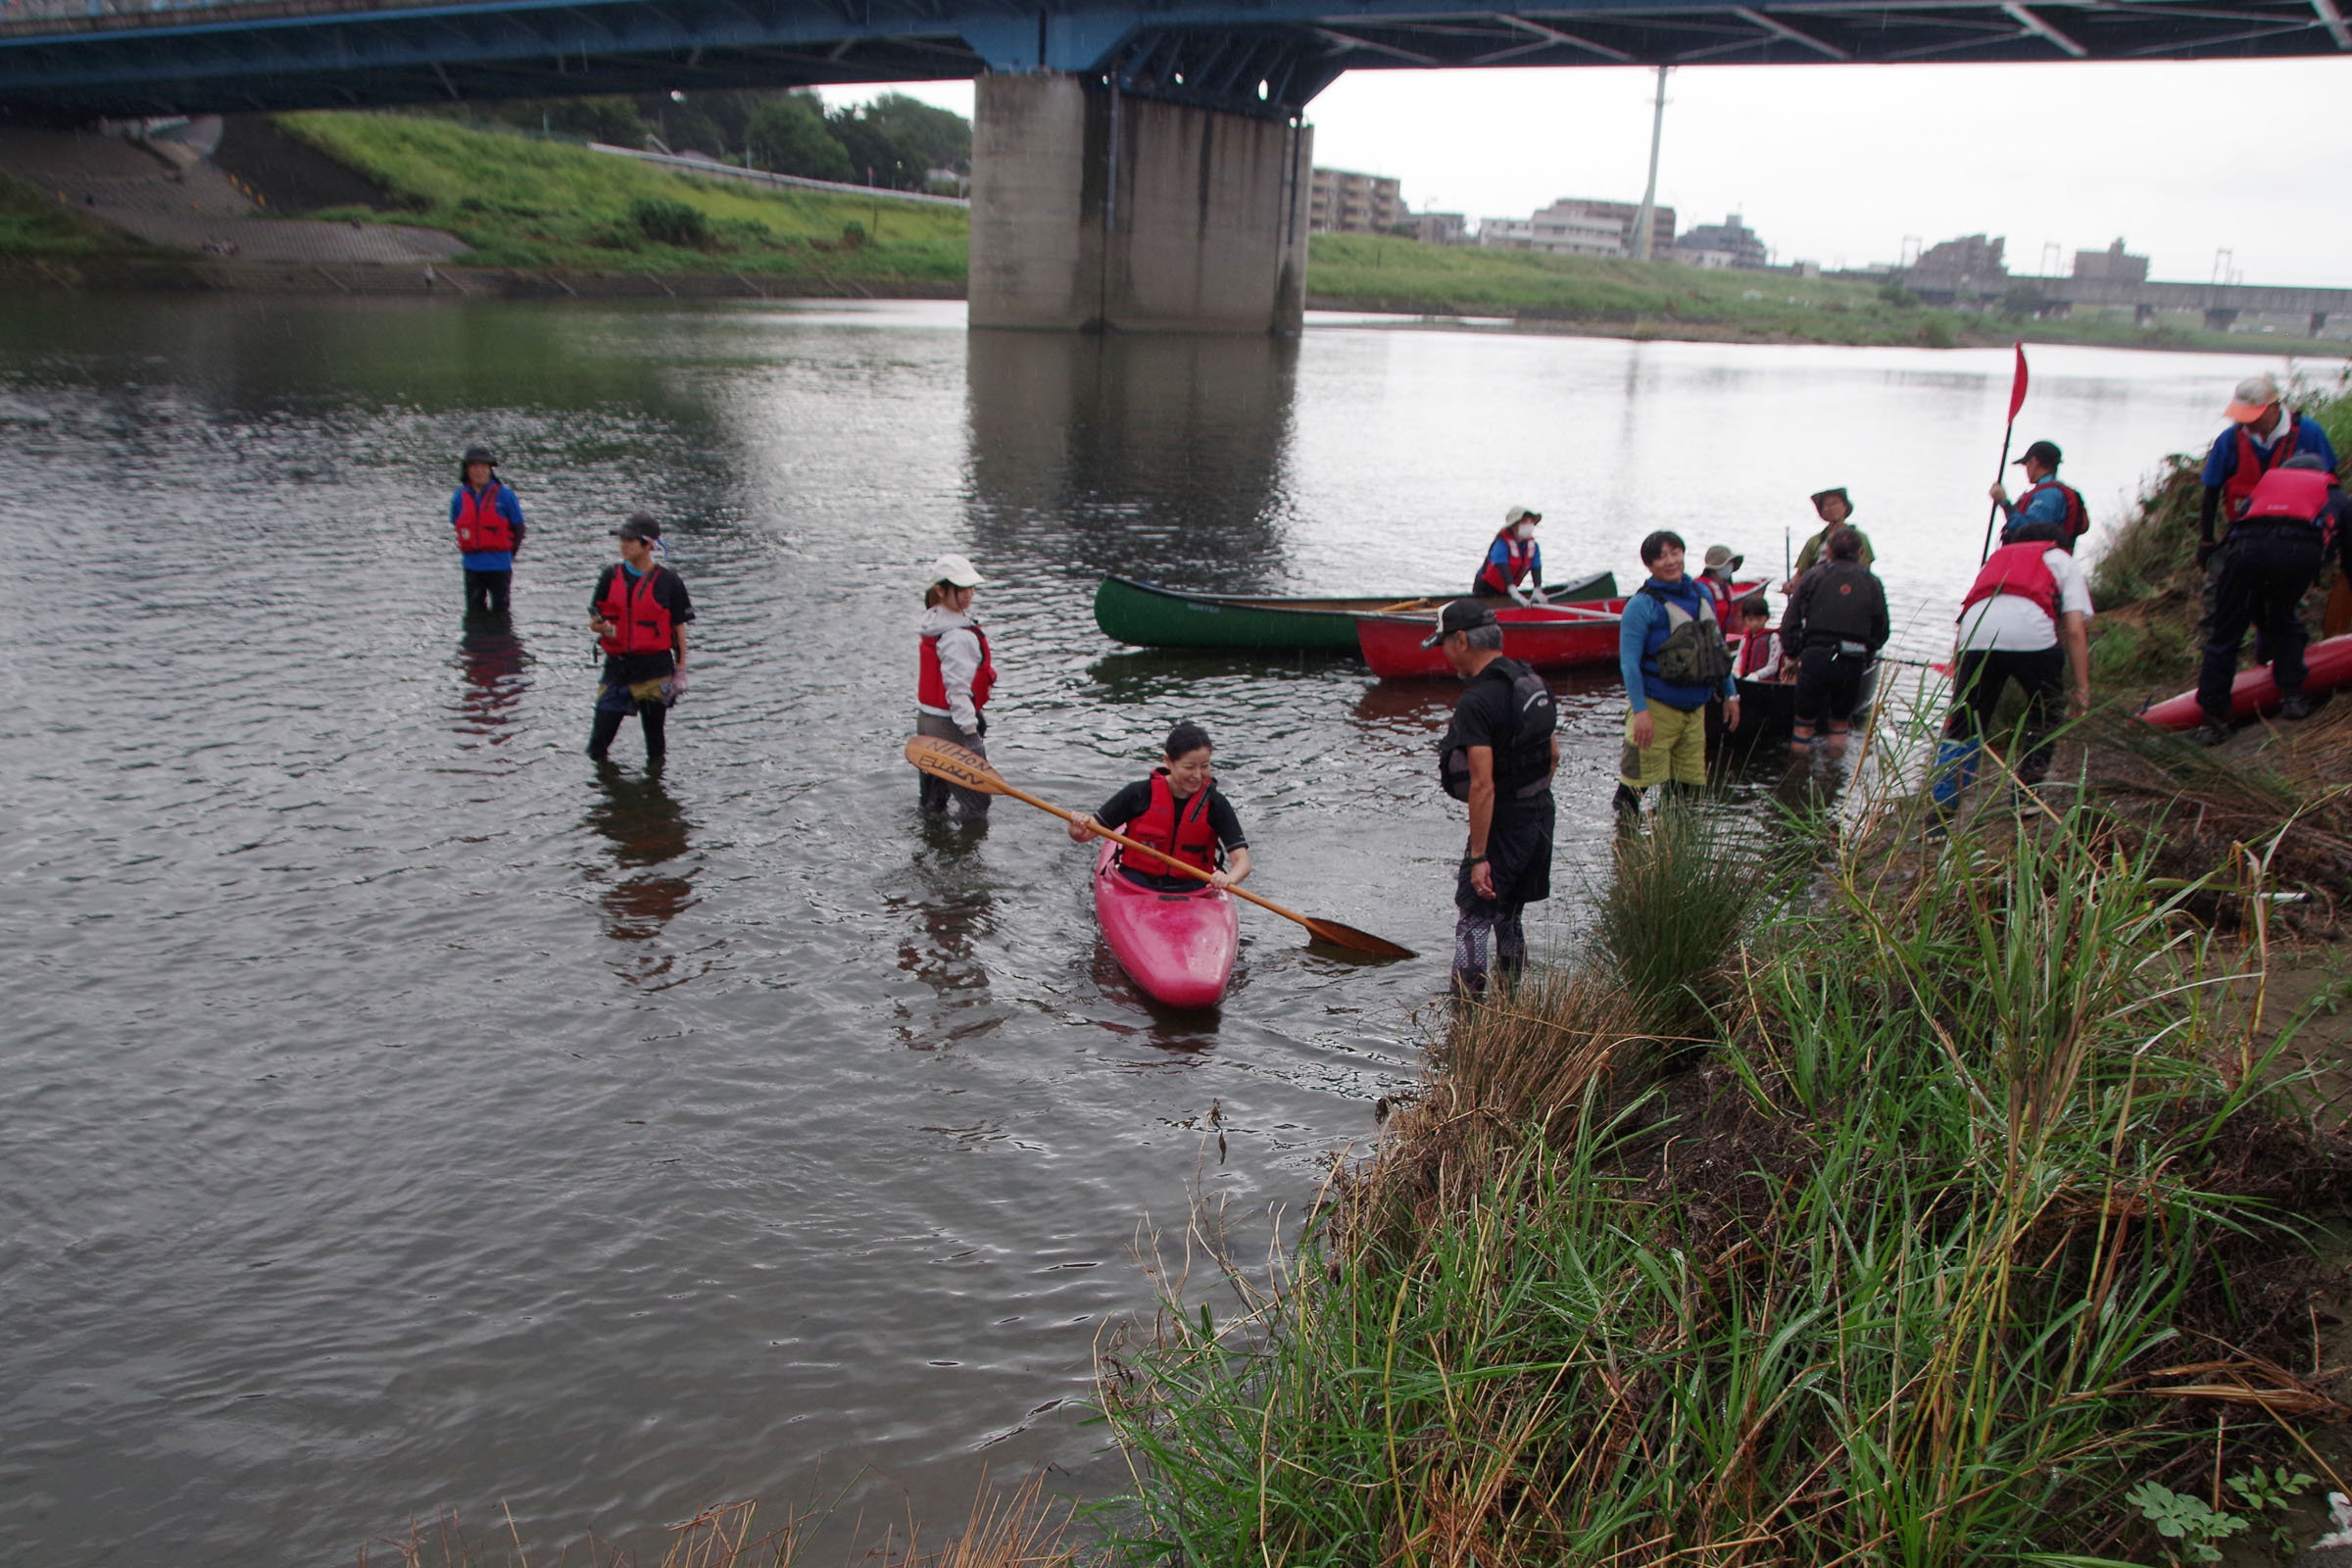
904, 735, 1009, 795
1300, 916, 1416, 959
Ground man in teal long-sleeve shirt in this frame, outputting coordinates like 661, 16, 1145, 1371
1615, 530, 1739, 820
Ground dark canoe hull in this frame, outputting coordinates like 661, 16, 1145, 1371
1092, 569, 1617, 651
1726, 660, 1882, 744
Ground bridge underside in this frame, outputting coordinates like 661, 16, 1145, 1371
1, 0, 2348, 120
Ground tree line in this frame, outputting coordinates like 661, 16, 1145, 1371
432, 89, 971, 193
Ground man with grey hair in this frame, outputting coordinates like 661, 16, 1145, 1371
1428, 601, 1558, 999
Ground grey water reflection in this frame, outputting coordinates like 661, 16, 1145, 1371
964, 329, 1299, 588
582, 766, 699, 956
453, 620, 529, 747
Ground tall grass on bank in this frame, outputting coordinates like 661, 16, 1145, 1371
1097, 798, 2352, 1567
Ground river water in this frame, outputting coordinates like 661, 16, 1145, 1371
0, 296, 2325, 1565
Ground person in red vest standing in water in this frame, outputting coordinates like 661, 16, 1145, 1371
587, 515, 692, 767
914, 554, 996, 822
451, 444, 527, 617
1927, 533, 2092, 813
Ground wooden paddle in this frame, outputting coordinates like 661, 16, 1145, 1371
905, 736, 1416, 958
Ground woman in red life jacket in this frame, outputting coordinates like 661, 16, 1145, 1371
1067, 722, 1251, 892
450, 443, 527, 618
914, 554, 998, 820
1472, 506, 1544, 604
587, 514, 693, 766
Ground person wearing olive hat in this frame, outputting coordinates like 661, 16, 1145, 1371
1472, 505, 1546, 605
1784, 488, 1875, 590
586, 514, 693, 766
914, 553, 998, 820
450, 443, 527, 617
1990, 440, 2089, 552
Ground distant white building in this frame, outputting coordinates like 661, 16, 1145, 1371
1477, 218, 1534, 249
1528, 198, 1677, 259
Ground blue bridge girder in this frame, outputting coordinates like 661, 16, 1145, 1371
0, 0, 2345, 120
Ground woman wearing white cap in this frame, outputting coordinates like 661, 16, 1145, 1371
914, 554, 998, 819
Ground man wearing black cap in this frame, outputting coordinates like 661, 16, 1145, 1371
450, 444, 527, 616
1427, 602, 1557, 1000
1989, 441, 2088, 552
587, 514, 694, 766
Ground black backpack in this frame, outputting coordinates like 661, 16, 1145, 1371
1439, 660, 1557, 802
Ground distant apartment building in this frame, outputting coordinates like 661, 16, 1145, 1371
1414, 212, 1468, 246
1527, 198, 1678, 259
1308, 168, 1406, 234
1672, 213, 1769, 270
1477, 217, 1535, 249
2073, 237, 2149, 284
1910, 233, 2008, 283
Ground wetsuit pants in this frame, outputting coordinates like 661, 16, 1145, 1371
1793, 643, 1869, 729
589, 689, 668, 764
1943, 647, 2063, 783
464, 568, 512, 616
914, 710, 991, 819
1451, 793, 1552, 999
2198, 527, 2322, 726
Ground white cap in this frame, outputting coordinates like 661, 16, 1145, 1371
2226, 373, 2282, 422
930, 553, 987, 588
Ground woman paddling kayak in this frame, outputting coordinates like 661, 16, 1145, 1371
1067, 723, 1251, 892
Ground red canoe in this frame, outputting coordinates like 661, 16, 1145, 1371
1357, 584, 1762, 680
2138, 633, 2352, 731
1092, 842, 1238, 1008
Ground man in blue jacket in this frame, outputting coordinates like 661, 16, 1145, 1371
450, 444, 527, 617
2198, 373, 2340, 560
1615, 530, 1740, 820
1989, 440, 2088, 551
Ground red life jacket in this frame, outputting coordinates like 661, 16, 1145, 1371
1123, 769, 1219, 876
2015, 479, 2088, 543
1476, 529, 1538, 595
1736, 627, 1776, 677
1958, 542, 2062, 628
917, 621, 997, 712
2224, 414, 2304, 516
596, 565, 674, 657
2238, 466, 2331, 529
454, 484, 516, 554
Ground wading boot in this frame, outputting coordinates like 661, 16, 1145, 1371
2279, 691, 2314, 720
2192, 721, 2230, 748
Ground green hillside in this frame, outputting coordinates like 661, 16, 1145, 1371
275, 112, 966, 280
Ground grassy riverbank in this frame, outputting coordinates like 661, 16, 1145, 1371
272, 113, 967, 282
1306, 232, 2348, 356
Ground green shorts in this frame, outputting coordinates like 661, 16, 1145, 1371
1620, 703, 1708, 789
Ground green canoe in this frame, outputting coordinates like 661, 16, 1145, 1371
1093, 569, 1619, 651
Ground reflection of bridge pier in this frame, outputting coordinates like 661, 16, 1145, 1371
969, 74, 1311, 335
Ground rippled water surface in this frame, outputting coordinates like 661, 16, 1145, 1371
0, 297, 2315, 1565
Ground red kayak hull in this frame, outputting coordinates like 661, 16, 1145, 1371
1357, 598, 1629, 678
1356, 583, 1763, 680
1093, 842, 1238, 1008
2138, 633, 2352, 730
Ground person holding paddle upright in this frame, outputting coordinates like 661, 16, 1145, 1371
914, 554, 997, 822
1066, 722, 1251, 892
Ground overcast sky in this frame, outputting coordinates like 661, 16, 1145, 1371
830, 57, 2352, 287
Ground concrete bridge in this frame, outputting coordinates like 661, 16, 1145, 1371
5, 0, 2348, 332
1898, 271, 2352, 334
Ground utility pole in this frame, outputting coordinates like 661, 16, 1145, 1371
1630, 66, 1668, 263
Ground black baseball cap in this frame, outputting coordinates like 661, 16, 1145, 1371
1419, 599, 1497, 649
2013, 440, 2063, 467
462, 444, 497, 466
614, 514, 662, 541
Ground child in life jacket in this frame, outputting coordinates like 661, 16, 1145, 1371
1067, 722, 1252, 892
1733, 594, 1787, 682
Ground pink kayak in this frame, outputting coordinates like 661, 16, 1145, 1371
1093, 841, 1238, 1008
2139, 632, 2352, 730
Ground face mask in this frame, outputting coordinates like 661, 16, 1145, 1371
1513, 524, 1535, 542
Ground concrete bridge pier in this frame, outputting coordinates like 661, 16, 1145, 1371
968, 74, 1312, 335
2313, 313, 2329, 337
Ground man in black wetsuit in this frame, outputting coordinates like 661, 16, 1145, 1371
1427, 601, 1558, 1000
1779, 527, 1889, 758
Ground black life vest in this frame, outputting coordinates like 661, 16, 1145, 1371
1439, 657, 1556, 802
1121, 770, 1220, 876
1793, 561, 1881, 647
